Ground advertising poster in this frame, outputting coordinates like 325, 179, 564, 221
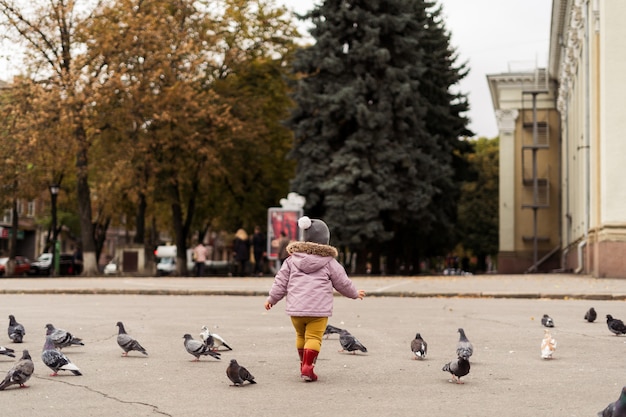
267, 208, 302, 260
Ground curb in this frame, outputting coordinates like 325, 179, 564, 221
1, 288, 626, 300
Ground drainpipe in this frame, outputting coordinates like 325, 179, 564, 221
574, 239, 587, 273
575, 0, 591, 275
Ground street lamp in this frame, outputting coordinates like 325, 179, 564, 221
49, 184, 60, 276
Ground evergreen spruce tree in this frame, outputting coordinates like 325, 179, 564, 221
288, 0, 470, 273
394, 2, 473, 273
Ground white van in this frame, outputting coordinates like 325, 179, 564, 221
155, 245, 194, 276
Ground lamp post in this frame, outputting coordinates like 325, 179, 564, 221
49, 184, 60, 276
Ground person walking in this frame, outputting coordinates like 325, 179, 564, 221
276, 231, 290, 269
252, 226, 266, 277
192, 242, 208, 277
232, 228, 250, 277
264, 216, 366, 382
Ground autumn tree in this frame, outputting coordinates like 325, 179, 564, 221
0, 0, 104, 274
85, 0, 298, 274
457, 137, 499, 272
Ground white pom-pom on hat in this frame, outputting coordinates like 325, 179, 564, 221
298, 216, 312, 230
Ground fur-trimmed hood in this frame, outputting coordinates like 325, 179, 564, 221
286, 241, 338, 275
287, 241, 338, 258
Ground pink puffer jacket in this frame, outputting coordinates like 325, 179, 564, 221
266, 241, 359, 317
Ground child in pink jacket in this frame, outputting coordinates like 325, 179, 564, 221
264, 216, 366, 382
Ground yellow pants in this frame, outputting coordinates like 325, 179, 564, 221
290, 316, 328, 352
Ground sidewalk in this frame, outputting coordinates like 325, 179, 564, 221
2, 273, 626, 299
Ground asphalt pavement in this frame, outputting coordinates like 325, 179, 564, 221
1, 273, 625, 416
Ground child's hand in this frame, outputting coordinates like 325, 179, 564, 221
357, 290, 366, 300
264, 301, 273, 310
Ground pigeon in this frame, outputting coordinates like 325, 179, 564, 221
585, 307, 598, 323
541, 329, 557, 359
226, 359, 256, 386
116, 321, 148, 356
339, 329, 367, 354
541, 314, 555, 327
41, 336, 82, 376
183, 334, 221, 361
442, 357, 471, 384
324, 324, 343, 339
0, 349, 34, 390
410, 333, 427, 360
8, 315, 25, 343
200, 326, 232, 351
598, 385, 626, 417
456, 328, 473, 360
45, 323, 84, 349
0, 346, 15, 358
606, 315, 626, 336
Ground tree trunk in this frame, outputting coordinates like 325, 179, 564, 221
354, 248, 368, 275
76, 133, 97, 275
134, 193, 146, 244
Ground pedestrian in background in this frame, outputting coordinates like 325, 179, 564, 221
233, 228, 250, 277
252, 226, 266, 277
277, 231, 290, 269
264, 216, 366, 382
192, 242, 208, 277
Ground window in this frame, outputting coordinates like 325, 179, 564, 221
27, 201, 35, 217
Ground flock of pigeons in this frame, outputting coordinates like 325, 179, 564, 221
533, 308, 626, 416
3, 306, 626, 413
0, 314, 256, 389
324, 307, 626, 415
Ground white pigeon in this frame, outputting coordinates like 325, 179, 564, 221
541, 329, 557, 359
200, 326, 232, 351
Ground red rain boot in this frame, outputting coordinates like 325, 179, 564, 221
301, 349, 319, 382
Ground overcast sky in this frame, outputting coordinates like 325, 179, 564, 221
279, 0, 554, 138
0, 0, 553, 138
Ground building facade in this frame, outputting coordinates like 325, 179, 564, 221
489, 0, 626, 277
488, 70, 561, 273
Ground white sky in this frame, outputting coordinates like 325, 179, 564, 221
279, 0, 554, 138
0, 0, 553, 138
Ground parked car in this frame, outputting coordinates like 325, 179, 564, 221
29, 253, 53, 275
29, 253, 81, 276
0, 256, 31, 276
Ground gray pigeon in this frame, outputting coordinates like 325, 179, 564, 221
183, 334, 221, 361
45, 323, 84, 349
116, 321, 148, 356
606, 315, 626, 336
541, 314, 555, 327
8, 315, 25, 343
442, 357, 471, 384
598, 385, 626, 417
456, 328, 473, 360
324, 324, 343, 339
339, 329, 367, 354
226, 359, 256, 386
585, 307, 598, 323
0, 349, 34, 390
0, 346, 15, 358
410, 333, 427, 360
41, 336, 82, 376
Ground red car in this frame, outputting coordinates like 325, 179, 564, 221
0, 256, 31, 276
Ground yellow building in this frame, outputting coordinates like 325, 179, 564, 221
489, 0, 626, 277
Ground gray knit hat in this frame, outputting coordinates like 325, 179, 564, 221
298, 216, 330, 245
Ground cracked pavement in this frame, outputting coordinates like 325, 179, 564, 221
0, 274, 625, 415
